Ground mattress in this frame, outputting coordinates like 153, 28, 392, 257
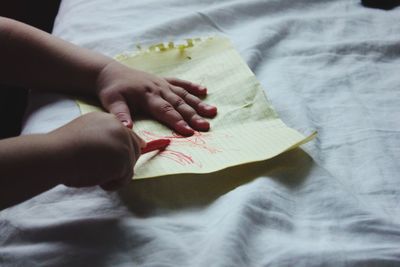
1, 0, 400, 266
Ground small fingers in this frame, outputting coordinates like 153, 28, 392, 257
147, 96, 194, 136
165, 77, 207, 96
162, 90, 210, 131
170, 86, 217, 118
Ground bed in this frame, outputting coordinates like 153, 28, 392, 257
1, 0, 400, 266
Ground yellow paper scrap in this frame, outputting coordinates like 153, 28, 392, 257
78, 37, 315, 179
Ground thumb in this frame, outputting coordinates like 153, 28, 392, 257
127, 129, 146, 161
101, 93, 133, 129
129, 130, 146, 150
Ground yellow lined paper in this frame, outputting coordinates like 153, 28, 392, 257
78, 37, 315, 179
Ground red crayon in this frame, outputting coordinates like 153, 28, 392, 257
141, 139, 171, 154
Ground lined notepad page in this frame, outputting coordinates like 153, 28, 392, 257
78, 37, 315, 179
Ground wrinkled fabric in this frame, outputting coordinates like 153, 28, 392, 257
1, 0, 400, 266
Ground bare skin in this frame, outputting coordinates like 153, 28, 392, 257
0, 17, 217, 209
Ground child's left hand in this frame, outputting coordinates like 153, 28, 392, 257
0, 17, 217, 136
96, 61, 218, 136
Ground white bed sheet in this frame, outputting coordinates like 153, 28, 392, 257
1, 0, 400, 266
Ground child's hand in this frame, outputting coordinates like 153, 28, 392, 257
0, 18, 217, 136
49, 112, 145, 191
96, 61, 218, 136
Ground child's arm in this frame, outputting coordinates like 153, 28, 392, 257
0, 112, 144, 210
0, 17, 217, 135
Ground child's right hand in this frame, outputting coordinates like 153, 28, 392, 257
49, 112, 145, 191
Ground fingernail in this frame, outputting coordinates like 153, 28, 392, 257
193, 115, 207, 124
122, 120, 133, 129
207, 105, 217, 112
199, 86, 207, 94
200, 103, 212, 109
176, 121, 194, 135
182, 122, 192, 130
196, 119, 210, 131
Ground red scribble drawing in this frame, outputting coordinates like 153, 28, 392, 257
139, 130, 228, 167
157, 150, 196, 166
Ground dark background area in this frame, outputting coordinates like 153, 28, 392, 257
0, 1, 61, 139
361, 0, 400, 10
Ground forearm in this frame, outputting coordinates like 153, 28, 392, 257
0, 16, 113, 95
0, 134, 62, 209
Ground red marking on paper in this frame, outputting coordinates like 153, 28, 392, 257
139, 130, 225, 167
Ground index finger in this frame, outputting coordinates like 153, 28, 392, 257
165, 77, 207, 96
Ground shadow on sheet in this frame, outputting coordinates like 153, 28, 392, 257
118, 148, 314, 216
